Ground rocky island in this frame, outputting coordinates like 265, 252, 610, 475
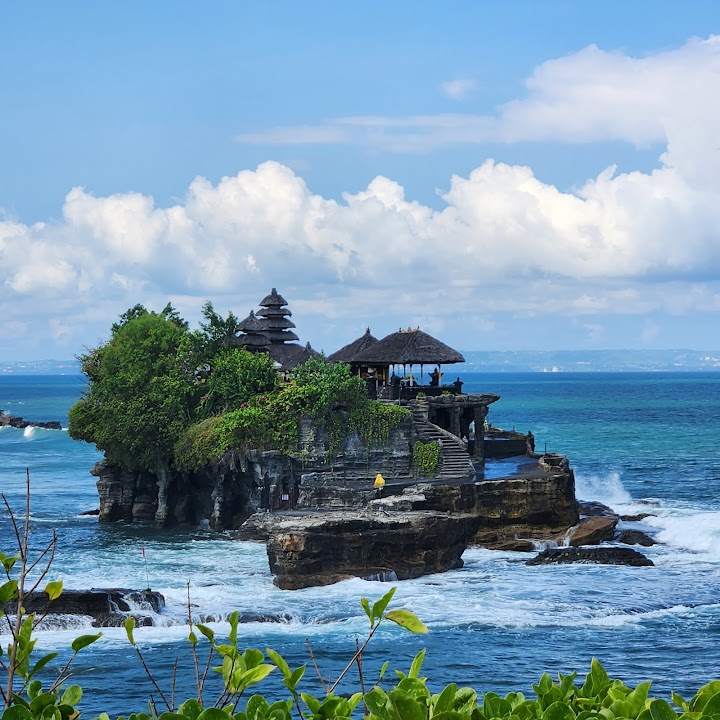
69, 291, 650, 591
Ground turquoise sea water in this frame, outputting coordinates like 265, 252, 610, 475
1, 373, 720, 715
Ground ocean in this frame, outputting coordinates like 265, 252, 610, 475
1, 372, 719, 716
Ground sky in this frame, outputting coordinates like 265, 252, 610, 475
1, 1, 720, 361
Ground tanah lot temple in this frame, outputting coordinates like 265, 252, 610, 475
232, 289, 533, 464
93, 287, 586, 590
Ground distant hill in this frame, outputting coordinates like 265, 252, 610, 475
455, 350, 720, 373
2, 350, 720, 375
0, 360, 82, 375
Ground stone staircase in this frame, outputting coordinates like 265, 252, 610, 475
408, 399, 474, 479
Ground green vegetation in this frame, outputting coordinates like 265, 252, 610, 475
68, 303, 409, 474
412, 441, 440, 476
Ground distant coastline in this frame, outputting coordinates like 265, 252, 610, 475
2, 349, 719, 375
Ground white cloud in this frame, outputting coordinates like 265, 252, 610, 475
3, 36, 720, 357
440, 79, 475, 100
235, 36, 720, 157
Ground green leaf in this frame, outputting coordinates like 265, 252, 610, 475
124, 616, 136, 646
0, 579, 19, 604
453, 688, 478, 715
228, 610, 239, 644
1, 707, 34, 720
71, 633, 102, 653
385, 609, 428, 634
197, 710, 233, 720
178, 699, 204, 720
388, 688, 426, 720
649, 700, 678, 720
371, 587, 397, 620
245, 695, 270, 720
701, 692, 720, 716
409, 649, 426, 679
44, 580, 63, 602
61, 686, 83, 707
301, 694, 322, 715
435, 684, 458, 713
266, 648, 290, 678
377, 660, 390, 684
188, 630, 198, 645
361, 597, 373, 623
364, 689, 391, 720
196, 624, 215, 643
544, 702, 576, 720
237, 664, 275, 690
287, 665, 306, 690
29, 652, 59, 678
28, 680, 43, 699
671, 693, 688, 712
1, 552, 20, 573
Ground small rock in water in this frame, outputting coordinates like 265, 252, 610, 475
526, 547, 654, 567
617, 529, 656, 547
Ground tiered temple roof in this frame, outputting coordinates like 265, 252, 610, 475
236, 289, 318, 371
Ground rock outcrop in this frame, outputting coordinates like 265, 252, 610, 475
617, 529, 656, 546
6, 589, 165, 627
565, 515, 619, 546
526, 547, 654, 567
0, 410, 61, 430
265, 510, 482, 589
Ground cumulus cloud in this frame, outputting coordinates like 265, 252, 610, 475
3, 36, 720, 357
235, 35, 720, 157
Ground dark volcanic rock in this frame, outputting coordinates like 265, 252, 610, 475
566, 515, 618, 546
6, 589, 165, 627
620, 513, 654, 522
617, 529, 656, 547
578, 500, 619, 517
0, 410, 62, 430
526, 547, 654, 567
266, 510, 482, 590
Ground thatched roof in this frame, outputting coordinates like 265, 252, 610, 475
237, 310, 264, 333
268, 342, 321, 371
327, 328, 378, 363
352, 329, 464, 365
259, 288, 289, 308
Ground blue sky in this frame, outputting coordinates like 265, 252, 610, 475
1, 1, 719, 360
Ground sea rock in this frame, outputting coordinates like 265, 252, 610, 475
265, 510, 482, 590
526, 547, 654, 567
0, 410, 62, 430
620, 513, 654, 522
578, 500, 619, 517
5, 589, 165, 627
566, 515, 618, 546
617, 529, 656, 547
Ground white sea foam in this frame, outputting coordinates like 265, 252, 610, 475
574, 471, 636, 511
644, 511, 720, 557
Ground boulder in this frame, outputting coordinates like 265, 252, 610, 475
566, 515, 618, 546
620, 513, 654, 522
526, 547, 654, 567
617, 529, 656, 547
265, 510, 482, 590
6, 589, 165, 627
578, 500, 618, 517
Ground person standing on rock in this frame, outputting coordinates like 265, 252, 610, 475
526, 430, 535, 455
468, 420, 476, 455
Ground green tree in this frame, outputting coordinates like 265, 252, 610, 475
197, 347, 278, 417
68, 307, 193, 481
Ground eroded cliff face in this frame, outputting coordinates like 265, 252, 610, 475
93, 415, 414, 529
